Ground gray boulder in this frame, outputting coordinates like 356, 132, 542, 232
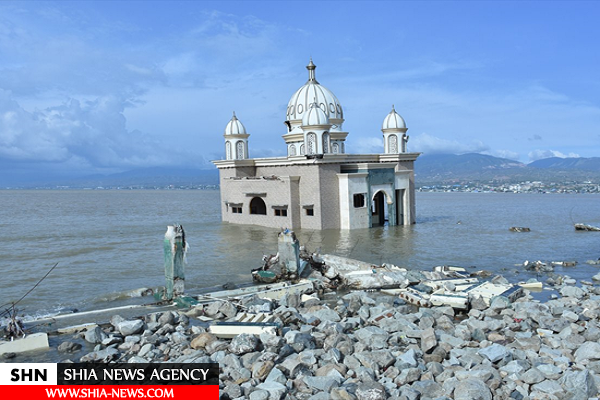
560, 370, 598, 398
353, 326, 389, 349
304, 307, 341, 323
265, 367, 287, 385
355, 350, 395, 369
411, 380, 444, 398
58, 341, 83, 352
118, 320, 145, 336
453, 378, 492, 400
421, 327, 437, 353
255, 380, 286, 399
355, 381, 386, 400
521, 368, 545, 384
252, 361, 274, 381
84, 326, 107, 344
230, 333, 259, 355
249, 389, 270, 400
575, 341, 600, 362
531, 380, 565, 397
478, 343, 510, 363
397, 348, 419, 368
537, 364, 562, 380
560, 285, 585, 299
303, 375, 341, 393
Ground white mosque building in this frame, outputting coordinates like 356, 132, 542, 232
212, 60, 419, 230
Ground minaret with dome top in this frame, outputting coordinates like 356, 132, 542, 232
223, 112, 249, 160
382, 105, 409, 154
212, 59, 420, 230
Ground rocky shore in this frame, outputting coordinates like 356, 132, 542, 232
48, 270, 600, 400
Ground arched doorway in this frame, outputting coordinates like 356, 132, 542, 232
371, 191, 388, 227
250, 197, 267, 215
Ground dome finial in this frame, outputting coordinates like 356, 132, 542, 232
306, 58, 318, 83
232, 111, 237, 119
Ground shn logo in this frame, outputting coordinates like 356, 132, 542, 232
11, 368, 47, 382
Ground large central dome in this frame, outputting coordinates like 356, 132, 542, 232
285, 60, 344, 133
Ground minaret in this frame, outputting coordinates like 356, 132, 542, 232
381, 105, 408, 153
223, 112, 250, 160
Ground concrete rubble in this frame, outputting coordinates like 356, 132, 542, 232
0, 332, 49, 355
39, 265, 600, 400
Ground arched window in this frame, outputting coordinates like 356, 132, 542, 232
300, 144, 305, 155
250, 197, 267, 215
307, 133, 317, 155
226, 141, 232, 160
332, 143, 339, 154
389, 135, 398, 153
236, 141, 244, 159
289, 144, 297, 156
323, 132, 330, 154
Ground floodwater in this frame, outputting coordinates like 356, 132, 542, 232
0, 190, 599, 320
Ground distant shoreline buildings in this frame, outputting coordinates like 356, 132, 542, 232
212, 60, 420, 229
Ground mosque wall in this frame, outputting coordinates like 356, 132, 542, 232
220, 176, 298, 228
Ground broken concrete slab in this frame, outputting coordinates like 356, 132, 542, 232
0, 332, 49, 355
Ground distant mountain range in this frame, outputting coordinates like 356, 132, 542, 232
527, 157, 600, 170
415, 153, 600, 184
3, 154, 600, 188
3, 167, 220, 189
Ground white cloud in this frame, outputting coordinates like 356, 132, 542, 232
487, 149, 521, 161
528, 149, 581, 162
0, 90, 207, 172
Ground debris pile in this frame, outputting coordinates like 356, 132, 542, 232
252, 230, 545, 312
509, 227, 531, 232
49, 274, 600, 400
575, 223, 600, 231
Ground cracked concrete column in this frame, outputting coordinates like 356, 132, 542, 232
278, 229, 301, 276
164, 224, 186, 300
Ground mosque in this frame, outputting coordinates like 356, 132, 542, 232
212, 60, 419, 230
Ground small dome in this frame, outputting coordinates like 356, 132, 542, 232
302, 102, 331, 127
287, 60, 343, 127
224, 112, 247, 136
382, 106, 406, 130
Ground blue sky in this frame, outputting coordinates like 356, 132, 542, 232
1, 1, 599, 182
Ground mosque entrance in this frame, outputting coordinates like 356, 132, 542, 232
371, 191, 388, 227
250, 197, 267, 215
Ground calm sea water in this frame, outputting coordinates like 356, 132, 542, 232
0, 190, 599, 320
